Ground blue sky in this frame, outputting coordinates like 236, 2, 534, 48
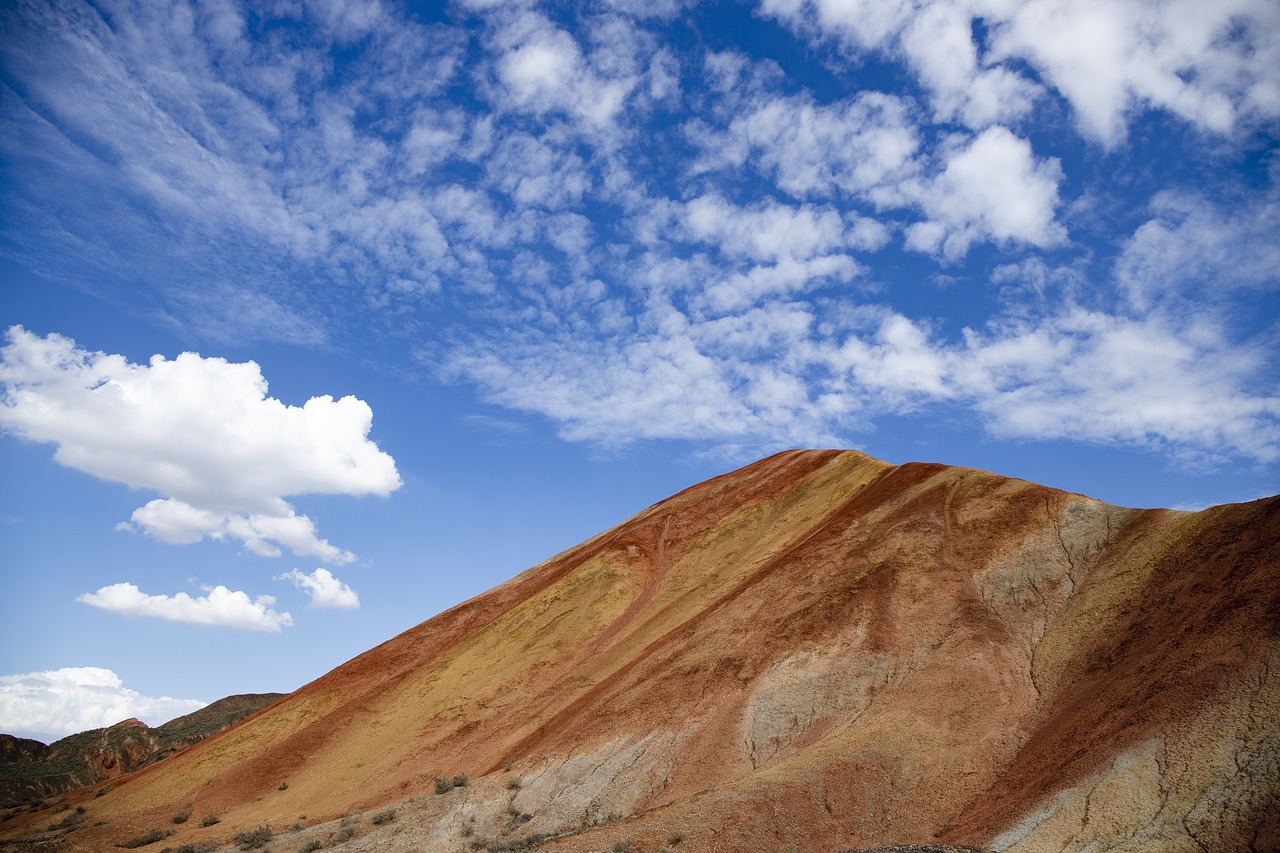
1, 0, 1277, 742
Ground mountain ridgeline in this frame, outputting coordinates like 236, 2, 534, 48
0, 694, 284, 809
2, 450, 1277, 852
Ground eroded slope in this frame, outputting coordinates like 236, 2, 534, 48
5, 450, 1276, 853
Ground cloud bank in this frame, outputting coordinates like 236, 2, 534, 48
0, 667, 206, 744
0, 326, 401, 562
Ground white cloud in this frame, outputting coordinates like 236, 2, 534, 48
760, 0, 1280, 143
905, 126, 1065, 259
453, 271, 1280, 464
0, 327, 400, 561
899, 1, 1040, 128
77, 582, 294, 632
277, 568, 360, 609
690, 89, 920, 201
0, 667, 206, 744
483, 8, 642, 130
992, 0, 1280, 144
961, 310, 1280, 463
1116, 191, 1280, 312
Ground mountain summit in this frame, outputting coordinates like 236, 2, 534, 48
4, 450, 1277, 852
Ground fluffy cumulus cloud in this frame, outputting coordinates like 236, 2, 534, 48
905, 126, 1065, 259
277, 568, 360, 609
0, 327, 400, 562
0, 667, 206, 744
78, 583, 294, 632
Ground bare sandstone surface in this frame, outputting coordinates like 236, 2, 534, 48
2, 450, 1276, 853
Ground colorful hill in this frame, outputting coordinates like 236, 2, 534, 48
2, 450, 1276, 852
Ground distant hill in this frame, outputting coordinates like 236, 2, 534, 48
0, 693, 282, 808
1, 450, 1276, 852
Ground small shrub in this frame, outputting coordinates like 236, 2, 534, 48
611, 841, 636, 853
290, 821, 304, 832
337, 812, 359, 842
48, 810, 84, 831
506, 778, 521, 790
172, 808, 190, 824
452, 772, 469, 787
668, 832, 684, 846
169, 844, 217, 853
434, 776, 454, 794
370, 808, 396, 825
300, 841, 324, 853
117, 828, 174, 848
278, 782, 289, 791
232, 825, 273, 849
200, 813, 220, 827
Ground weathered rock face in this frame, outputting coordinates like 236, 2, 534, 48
4, 451, 1276, 853
0, 695, 283, 808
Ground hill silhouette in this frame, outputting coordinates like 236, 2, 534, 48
2, 450, 1276, 852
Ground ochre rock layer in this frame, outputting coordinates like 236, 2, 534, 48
4, 450, 1277, 852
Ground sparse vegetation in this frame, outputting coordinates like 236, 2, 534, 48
668, 832, 684, 846
485, 834, 553, 853
370, 807, 396, 825
611, 840, 636, 853
48, 807, 85, 831
506, 778, 522, 790
199, 813, 220, 827
95, 786, 114, 798
171, 807, 190, 824
161, 844, 216, 853
435, 773, 470, 794
117, 827, 175, 848
337, 812, 359, 842
278, 781, 289, 790
232, 825, 273, 849
300, 841, 324, 853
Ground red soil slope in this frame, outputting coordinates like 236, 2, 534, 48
4, 450, 1277, 852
